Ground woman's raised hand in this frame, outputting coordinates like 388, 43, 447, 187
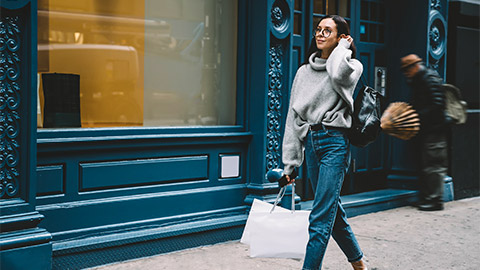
340, 34, 353, 44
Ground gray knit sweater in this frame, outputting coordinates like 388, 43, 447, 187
282, 39, 363, 175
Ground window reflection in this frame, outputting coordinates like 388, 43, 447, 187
37, 0, 237, 128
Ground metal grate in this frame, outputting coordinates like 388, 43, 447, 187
52, 226, 244, 270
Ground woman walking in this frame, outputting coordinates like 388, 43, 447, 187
282, 15, 367, 270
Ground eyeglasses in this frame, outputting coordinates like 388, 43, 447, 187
312, 28, 333, 38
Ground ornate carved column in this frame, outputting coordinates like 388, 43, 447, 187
1, 1, 52, 269
245, 0, 294, 204
427, 0, 448, 79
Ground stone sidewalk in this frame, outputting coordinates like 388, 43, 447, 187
91, 197, 480, 270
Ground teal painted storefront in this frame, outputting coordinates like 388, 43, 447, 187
2, 0, 478, 269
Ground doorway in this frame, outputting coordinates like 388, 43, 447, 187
291, 0, 387, 200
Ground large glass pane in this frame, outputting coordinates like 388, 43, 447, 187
369, 23, 377, 42
294, 0, 302, 11
338, 0, 350, 18
327, 0, 336, 15
378, 24, 384, 43
360, 23, 368, 42
370, 2, 378, 21
37, 0, 237, 128
360, 1, 369, 20
314, 0, 348, 17
359, 0, 385, 44
294, 13, 302, 35
313, 0, 325, 14
377, 2, 385, 22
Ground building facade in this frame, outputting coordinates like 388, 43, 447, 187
1, 0, 478, 269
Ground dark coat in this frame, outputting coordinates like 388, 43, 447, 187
408, 64, 449, 133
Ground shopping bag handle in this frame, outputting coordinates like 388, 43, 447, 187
270, 184, 295, 213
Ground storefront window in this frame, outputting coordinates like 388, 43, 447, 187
37, 0, 237, 128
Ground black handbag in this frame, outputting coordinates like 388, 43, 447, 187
348, 75, 383, 147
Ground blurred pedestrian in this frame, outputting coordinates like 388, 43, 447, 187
400, 54, 450, 211
282, 15, 367, 270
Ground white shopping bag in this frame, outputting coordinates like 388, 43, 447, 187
242, 185, 310, 259
249, 209, 310, 258
240, 198, 289, 245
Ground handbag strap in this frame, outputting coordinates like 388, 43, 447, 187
291, 184, 295, 212
270, 184, 296, 213
351, 73, 369, 100
270, 187, 285, 213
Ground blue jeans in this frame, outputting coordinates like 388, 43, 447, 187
302, 125, 363, 270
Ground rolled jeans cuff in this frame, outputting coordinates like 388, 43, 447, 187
348, 252, 364, 263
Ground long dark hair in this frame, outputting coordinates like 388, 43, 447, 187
302, 15, 357, 66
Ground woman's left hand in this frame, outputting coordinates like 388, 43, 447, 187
285, 175, 295, 185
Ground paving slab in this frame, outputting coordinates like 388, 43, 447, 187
91, 197, 480, 270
